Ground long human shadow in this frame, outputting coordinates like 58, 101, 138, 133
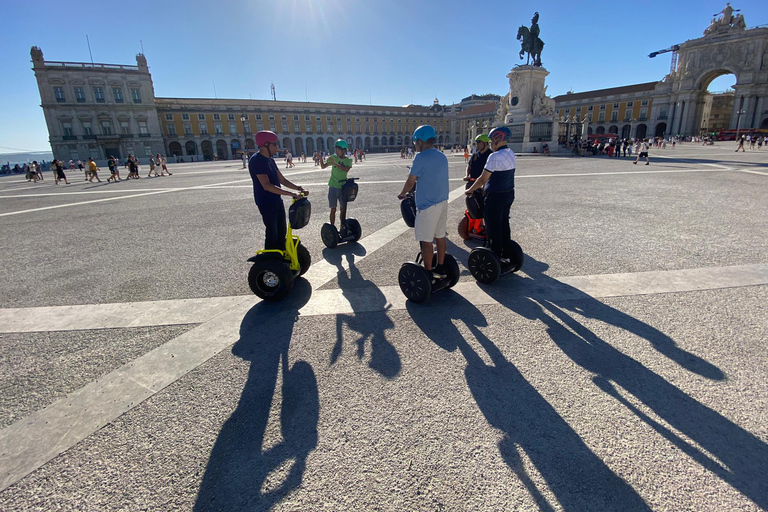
478, 254, 768, 508
406, 296, 652, 511
324, 245, 400, 379
195, 280, 319, 512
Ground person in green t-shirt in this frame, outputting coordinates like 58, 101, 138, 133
320, 139, 353, 231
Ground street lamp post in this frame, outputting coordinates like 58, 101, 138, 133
734, 109, 746, 142
240, 114, 248, 167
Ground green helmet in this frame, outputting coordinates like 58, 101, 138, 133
334, 139, 348, 150
475, 134, 491, 143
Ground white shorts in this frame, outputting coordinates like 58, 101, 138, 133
414, 201, 448, 242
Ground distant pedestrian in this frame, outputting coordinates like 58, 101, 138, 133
158, 154, 171, 175
87, 158, 102, 182
107, 156, 121, 182
54, 160, 69, 184
633, 138, 650, 165
77, 159, 86, 180
147, 155, 159, 177
126, 155, 140, 179
735, 135, 745, 152
33, 160, 43, 181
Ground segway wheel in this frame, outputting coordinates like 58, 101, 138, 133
297, 242, 311, 276
321, 223, 339, 248
467, 247, 501, 285
444, 253, 461, 288
398, 262, 432, 303
458, 215, 470, 241
345, 218, 362, 242
248, 256, 295, 301
506, 240, 525, 273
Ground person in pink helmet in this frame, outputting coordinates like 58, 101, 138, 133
249, 131, 309, 250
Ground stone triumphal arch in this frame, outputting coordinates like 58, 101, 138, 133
652, 8, 768, 135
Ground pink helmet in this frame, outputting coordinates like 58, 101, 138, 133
255, 130, 278, 148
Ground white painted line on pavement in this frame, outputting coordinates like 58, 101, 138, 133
736, 169, 768, 176
297, 263, 768, 317
0, 188, 179, 199
0, 178, 254, 217
0, 296, 252, 333
0, 300, 255, 492
0, 182, 465, 491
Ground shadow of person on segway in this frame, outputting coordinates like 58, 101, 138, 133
194, 280, 319, 512
475, 255, 768, 509
324, 246, 401, 379
405, 296, 652, 511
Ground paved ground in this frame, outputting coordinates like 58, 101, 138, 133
0, 145, 766, 511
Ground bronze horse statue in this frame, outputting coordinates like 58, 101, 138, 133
517, 26, 544, 66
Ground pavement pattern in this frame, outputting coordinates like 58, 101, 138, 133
0, 145, 766, 511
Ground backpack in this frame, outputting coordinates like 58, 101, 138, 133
289, 197, 311, 229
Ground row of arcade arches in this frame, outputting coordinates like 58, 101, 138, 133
167, 134, 454, 160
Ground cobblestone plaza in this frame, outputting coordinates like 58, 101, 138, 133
0, 144, 766, 510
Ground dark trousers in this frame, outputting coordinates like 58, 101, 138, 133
258, 201, 286, 251
484, 190, 515, 258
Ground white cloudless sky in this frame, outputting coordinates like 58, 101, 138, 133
0, 0, 763, 153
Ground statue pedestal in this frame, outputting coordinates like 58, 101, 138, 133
498, 65, 557, 153
504, 66, 550, 124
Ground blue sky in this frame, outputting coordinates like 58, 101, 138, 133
1, 0, 764, 154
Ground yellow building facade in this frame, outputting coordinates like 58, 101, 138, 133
156, 98, 453, 160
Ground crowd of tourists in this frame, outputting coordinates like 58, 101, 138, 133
16, 154, 173, 185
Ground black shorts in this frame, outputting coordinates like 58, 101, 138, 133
639, 152, 648, 158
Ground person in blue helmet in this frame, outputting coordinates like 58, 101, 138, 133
398, 125, 450, 279
464, 126, 516, 264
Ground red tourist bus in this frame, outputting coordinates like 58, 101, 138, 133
715, 128, 768, 141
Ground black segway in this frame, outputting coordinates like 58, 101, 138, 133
467, 241, 524, 285
247, 194, 312, 301
399, 251, 460, 303
321, 177, 362, 248
457, 178, 488, 242
397, 190, 461, 303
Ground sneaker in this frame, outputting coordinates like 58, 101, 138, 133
500, 258, 512, 266
431, 264, 448, 280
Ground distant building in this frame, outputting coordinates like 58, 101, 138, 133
30, 14, 768, 161
31, 47, 456, 164
553, 82, 658, 140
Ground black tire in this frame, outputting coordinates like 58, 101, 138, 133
398, 262, 432, 303
467, 247, 501, 285
345, 218, 362, 242
248, 257, 294, 301
444, 253, 461, 288
506, 240, 524, 273
297, 242, 311, 276
458, 215, 470, 240
321, 223, 339, 248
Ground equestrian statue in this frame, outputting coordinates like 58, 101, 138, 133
517, 12, 544, 67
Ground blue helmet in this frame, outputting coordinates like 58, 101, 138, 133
489, 126, 512, 142
412, 125, 437, 142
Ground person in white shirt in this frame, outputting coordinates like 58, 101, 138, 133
633, 138, 650, 165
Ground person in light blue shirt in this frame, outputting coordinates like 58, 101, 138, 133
398, 125, 449, 279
